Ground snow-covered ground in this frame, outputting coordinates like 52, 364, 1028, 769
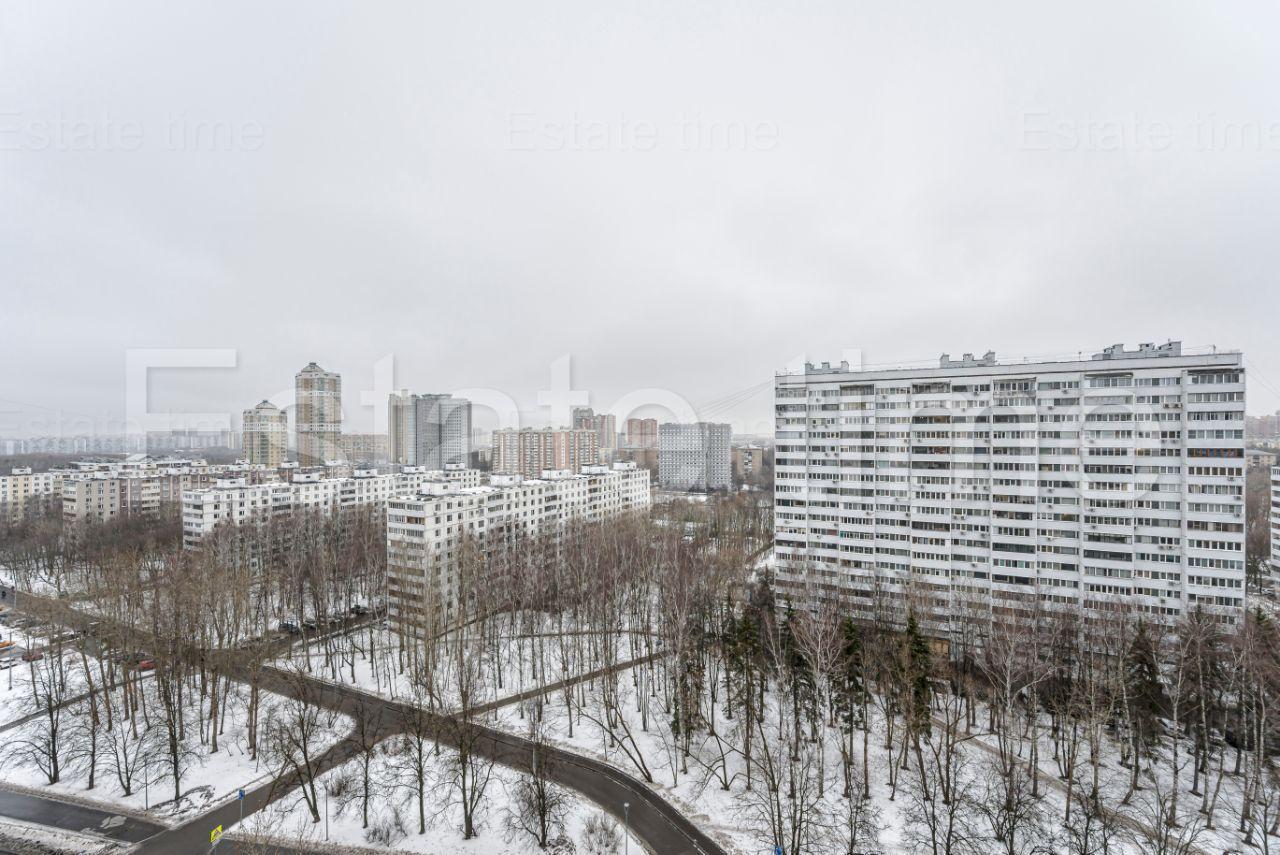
0, 816, 128, 854
0, 624, 103, 728
0, 674, 350, 823
278, 624, 659, 714
232, 744, 642, 855
482, 662, 1253, 855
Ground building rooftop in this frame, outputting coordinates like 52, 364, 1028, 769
780, 342, 1242, 381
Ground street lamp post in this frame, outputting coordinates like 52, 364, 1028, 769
623, 802, 630, 855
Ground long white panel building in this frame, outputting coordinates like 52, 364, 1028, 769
182, 466, 480, 547
386, 462, 651, 629
1271, 465, 1280, 578
773, 342, 1246, 638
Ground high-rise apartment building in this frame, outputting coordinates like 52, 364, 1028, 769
1270, 465, 1280, 578
658, 422, 732, 491
625, 418, 658, 449
388, 392, 472, 469
388, 391, 416, 464
773, 342, 1247, 636
295, 362, 342, 466
491, 427, 598, 478
242, 400, 289, 467
596, 413, 618, 452
570, 408, 618, 458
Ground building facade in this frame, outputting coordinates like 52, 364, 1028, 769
181, 466, 481, 548
625, 418, 658, 449
773, 342, 1247, 637
61, 457, 280, 524
339, 433, 390, 464
659, 422, 732, 491
388, 392, 471, 469
242, 400, 289, 467
491, 427, 599, 478
386, 462, 651, 628
0, 468, 66, 522
571, 408, 618, 458
732, 445, 767, 482
296, 362, 342, 466
1271, 465, 1280, 579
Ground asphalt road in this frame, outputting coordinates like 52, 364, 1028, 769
0, 788, 164, 844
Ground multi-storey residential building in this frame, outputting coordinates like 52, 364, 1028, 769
63, 473, 186, 522
386, 462, 651, 628
339, 433, 390, 464
774, 342, 1247, 639
571, 408, 618, 459
388, 392, 471, 468
0, 468, 66, 522
659, 422, 732, 491
296, 362, 342, 466
181, 466, 480, 548
596, 413, 619, 453
491, 428, 598, 478
625, 418, 658, 449
732, 445, 767, 482
242, 400, 288, 467
1271, 465, 1280, 578
59, 457, 280, 524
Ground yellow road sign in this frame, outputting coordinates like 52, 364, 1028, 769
210, 824, 223, 843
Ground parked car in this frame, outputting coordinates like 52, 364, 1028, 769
302, 619, 318, 632
137, 660, 155, 671
22, 650, 43, 662
350, 604, 369, 616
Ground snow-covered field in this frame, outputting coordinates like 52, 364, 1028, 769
0, 674, 350, 823
278, 624, 659, 714
0, 623, 135, 737
232, 744, 642, 855
0, 816, 128, 855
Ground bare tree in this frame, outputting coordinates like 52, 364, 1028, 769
504, 719, 571, 849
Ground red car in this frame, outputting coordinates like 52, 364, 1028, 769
137, 659, 156, 671
21, 650, 43, 662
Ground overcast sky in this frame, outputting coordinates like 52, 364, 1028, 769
2, 1, 1278, 439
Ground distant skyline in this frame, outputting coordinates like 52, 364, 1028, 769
3, 2, 1279, 437
1, 342, 1275, 444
